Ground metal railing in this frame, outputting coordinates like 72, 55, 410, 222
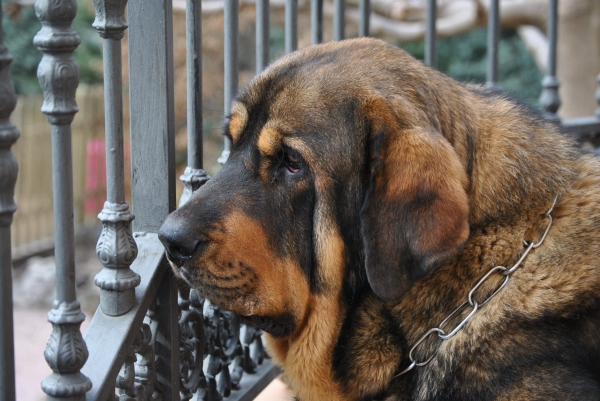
1, 0, 600, 400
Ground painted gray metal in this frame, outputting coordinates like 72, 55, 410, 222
154, 269, 181, 400
81, 234, 168, 400
0, 4, 19, 399
92, 0, 141, 317
128, 0, 177, 233
180, 0, 211, 207
425, 0, 436, 68
596, 74, 600, 118
334, 0, 345, 41
33, 0, 92, 398
311, 0, 323, 44
359, 0, 370, 37
186, 0, 204, 170
486, 0, 499, 88
539, 0, 561, 121
220, 0, 239, 164
562, 117, 600, 138
256, 0, 270, 72
285, 0, 298, 53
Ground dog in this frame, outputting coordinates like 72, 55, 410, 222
158, 38, 600, 400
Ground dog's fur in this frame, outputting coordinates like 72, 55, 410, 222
159, 38, 600, 400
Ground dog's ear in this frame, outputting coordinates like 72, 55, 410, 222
361, 98, 470, 302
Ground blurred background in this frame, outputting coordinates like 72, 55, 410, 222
3, 0, 599, 399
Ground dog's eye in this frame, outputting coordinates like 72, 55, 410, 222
284, 152, 302, 173
276, 148, 303, 175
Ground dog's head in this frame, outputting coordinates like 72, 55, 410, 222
158, 38, 469, 337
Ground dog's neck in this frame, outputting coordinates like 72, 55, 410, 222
265, 292, 348, 401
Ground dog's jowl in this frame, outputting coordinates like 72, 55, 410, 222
159, 38, 600, 400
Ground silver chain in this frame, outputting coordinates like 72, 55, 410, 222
396, 196, 558, 377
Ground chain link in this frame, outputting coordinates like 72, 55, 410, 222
396, 196, 558, 377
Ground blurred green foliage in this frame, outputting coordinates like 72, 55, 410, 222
401, 27, 543, 105
2, 0, 103, 94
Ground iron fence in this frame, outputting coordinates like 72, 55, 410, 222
1, 0, 600, 400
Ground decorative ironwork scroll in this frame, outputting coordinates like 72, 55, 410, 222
0, 5, 20, 398
92, 0, 141, 316
34, 0, 92, 398
115, 322, 162, 401
178, 287, 207, 400
176, 286, 269, 401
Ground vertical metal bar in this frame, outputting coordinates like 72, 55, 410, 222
539, 0, 561, 121
34, 0, 92, 398
595, 74, 600, 118
311, 0, 323, 44
187, 0, 203, 170
334, 0, 345, 41
180, 0, 210, 208
359, 0, 370, 37
256, 0, 270, 71
425, 0, 437, 68
486, 0, 500, 88
220, 0, 239, 164
129, 0, 177, 232
0, 5, 19, 399
92, 0, 140, 317
155, 269, 181, 401
285, 0, 298, 53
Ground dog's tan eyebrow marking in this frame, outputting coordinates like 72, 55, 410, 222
228, 101, 248, 144
257, 126, 282, 157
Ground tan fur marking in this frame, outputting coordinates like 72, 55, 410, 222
198, 211, 310, 320
257, 126, 282, 157
228, 101, 248, 144
266, 223, 347, 401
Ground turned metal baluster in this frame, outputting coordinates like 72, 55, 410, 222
91, 0, 141, 317
539, 0, 561, 122
34, 0, 92, 398
178, 2, 211, 398
180, 0, 210, 205
0, 5, 20, 400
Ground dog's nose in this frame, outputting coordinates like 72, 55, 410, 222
158, 227, 201, 266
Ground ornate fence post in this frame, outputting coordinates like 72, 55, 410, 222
0, 5, 20, 400
33, 0, 92, 398
91, 0, 140, 317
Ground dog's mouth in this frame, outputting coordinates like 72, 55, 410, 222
242, 314, 296, 338
166, 256, 296, 337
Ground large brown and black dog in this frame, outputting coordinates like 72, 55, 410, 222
159, 38, 600, 400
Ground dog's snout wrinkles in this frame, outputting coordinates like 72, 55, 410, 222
158, 224, 201, 266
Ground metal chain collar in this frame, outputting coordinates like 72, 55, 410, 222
396, 196, 558, 377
